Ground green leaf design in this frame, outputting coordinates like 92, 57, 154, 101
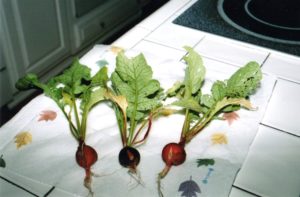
196, 158, 215, 167
111, 52, 162, 121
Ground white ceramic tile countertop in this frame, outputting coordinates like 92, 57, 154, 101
1, 0, 300, 196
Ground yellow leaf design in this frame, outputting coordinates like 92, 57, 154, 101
110, 46, 124, 54
14, 131, 32, 149
211, 133, 228, 145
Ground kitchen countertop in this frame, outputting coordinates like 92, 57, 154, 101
113, 1, 300, 196
0, 1, 299, 196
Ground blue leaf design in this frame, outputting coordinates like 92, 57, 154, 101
178, 176, 201, 197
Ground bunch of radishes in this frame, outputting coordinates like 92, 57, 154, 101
16, 46, 262, 196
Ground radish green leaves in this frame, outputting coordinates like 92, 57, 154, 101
111, 52, 163, 146
171, 46, 205, 113
167, 47, 262, 143
111, 52, 162, 121
15, 59, 108, 141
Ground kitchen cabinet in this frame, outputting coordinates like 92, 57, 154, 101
0, 0, 71, 107
0, 0, 141, 107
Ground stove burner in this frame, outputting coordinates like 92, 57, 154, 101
218, 0, 300, 44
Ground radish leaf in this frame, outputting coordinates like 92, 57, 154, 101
173, 98, 202, 112
111, 52, 163, 146
16, 59, 109, 141
172, 47, 205, 112
226, 61, 262, 98
111, 52, 162, 122
168, 47, 262, 143
211, 80, 226, 101
91, 66, 109, 87
54, 59, 91, 96
182, 46, 206, 97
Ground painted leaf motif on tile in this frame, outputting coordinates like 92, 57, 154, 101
96, 59, 109, 67
178, 176, 201, 197
223, 111, 239, 125
38, 110, 57, 122
196, 158, 215, 167
110, 46, 124, 54
14, 131, 32, 149
211, 133, 228, 145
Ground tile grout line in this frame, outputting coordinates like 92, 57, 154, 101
139, 0, 194, 33
233, 185, 261, 197
0, 175, 39, 197
260, 123, 300, 138
260, 52, 271, 67
259, 52, 300, 84
232, 185, 262, 197
131, 0, 195, 50
135, 35, 247, 68
277, 76, 300, 85
259, 78, 278, 123
139, 38, 186, 53
44, 186, 55, 197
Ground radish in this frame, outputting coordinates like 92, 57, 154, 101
118, 146, 140, 173
76, 140, 98, 193
161, 143, 186, 167
107, 51, 166, 183
16, 60, 110, 195
157, 47, 262, 196
158, 142, 186, 196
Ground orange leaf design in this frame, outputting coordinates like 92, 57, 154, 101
222, 112, 239, 125
14, 131, 32, 149
211, 133, 228, 145
38, 110, 57, 122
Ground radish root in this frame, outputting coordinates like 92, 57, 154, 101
157, 165, 171, 197
128, 167, 145, 190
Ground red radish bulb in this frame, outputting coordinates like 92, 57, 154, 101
76, 143, 98, 168
158, 142, 186, 197
76, 141, 98, 194
162, 143, 186, 166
